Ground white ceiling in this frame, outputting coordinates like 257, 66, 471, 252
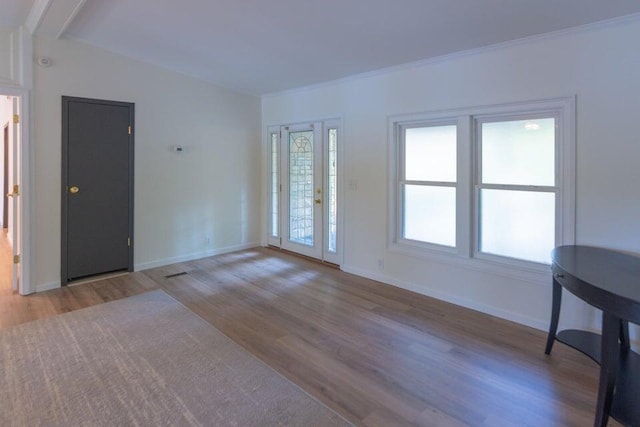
7, 0, 640, 95
1, 0, 34, 29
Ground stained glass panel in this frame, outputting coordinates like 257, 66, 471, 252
289, 131, 314, 246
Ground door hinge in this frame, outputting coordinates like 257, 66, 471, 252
127, 237, 131, 247
128, 125, 132, 135
13, 255, 20, 264
13, 114, 19, 124
12, 184, 19, 195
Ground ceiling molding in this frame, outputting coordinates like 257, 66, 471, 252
24, 0, 53, 35
55, 0, 87, 39
27, 0, 86, 39
263, 11, 640, 98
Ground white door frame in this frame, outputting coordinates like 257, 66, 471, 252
0, 86, 32, 295
266, 118, 343, 266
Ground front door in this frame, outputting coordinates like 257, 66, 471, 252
269, 120, 341, 264
281, 123, 323, 259
62, 97, 134, 283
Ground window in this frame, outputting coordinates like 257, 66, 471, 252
327, 127, 338, 253
389, 98, 575, 271
476, 116, 557, 264
267, 127, 280, 246
400, 123, 457, 248
269, 130, 279, 239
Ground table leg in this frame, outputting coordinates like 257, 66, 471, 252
545, 279, 562, 354
594, 312, 620, 427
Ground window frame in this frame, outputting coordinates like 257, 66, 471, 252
388, 97, 575, 280
473, 112, 561, 267
397, 119, 459, 253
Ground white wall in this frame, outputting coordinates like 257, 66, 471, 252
262, 17, 640, 336
0, 29, 18, 85
0, 27, 31, 89
34, 36, 261, 289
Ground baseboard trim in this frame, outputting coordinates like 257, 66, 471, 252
341, 264, 548, 332
35, 281, 61, 293
134, 241, 261, 271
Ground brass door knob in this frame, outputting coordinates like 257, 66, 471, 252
69, 186, 80, 194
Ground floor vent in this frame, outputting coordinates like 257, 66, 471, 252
165, 271, 188, 279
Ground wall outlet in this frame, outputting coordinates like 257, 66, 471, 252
377, 258, 384, 270
205, 236, 211, 247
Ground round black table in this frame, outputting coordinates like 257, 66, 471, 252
546, 245, 640, 427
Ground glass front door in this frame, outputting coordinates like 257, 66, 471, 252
269, 120, 341, 264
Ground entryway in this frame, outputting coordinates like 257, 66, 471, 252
0, 94, 22, 294
266, 119, 342, 265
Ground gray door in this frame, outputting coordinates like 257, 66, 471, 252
62, 97, 134, 283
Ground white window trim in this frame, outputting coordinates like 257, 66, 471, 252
388, 97, 576, 283
396, 118, 459, 254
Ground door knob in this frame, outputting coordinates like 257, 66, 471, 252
69, 186, 80, 194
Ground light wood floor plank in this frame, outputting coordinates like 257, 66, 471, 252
0, 245, 623, 426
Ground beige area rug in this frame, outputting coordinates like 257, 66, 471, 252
0, 290, 350, 426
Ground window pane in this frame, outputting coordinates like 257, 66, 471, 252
480, 189, 555, 264
481, 118, 555, 186
405, 125, 456, 182
328, 128, 338, 253
270, 133, 279, 238
403, 185, 456, 247
289, 131, 314, 246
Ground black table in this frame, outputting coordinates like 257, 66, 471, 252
546, 245, 640, 427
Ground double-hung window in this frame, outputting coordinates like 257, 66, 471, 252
400, 123, 457, 248
476, 115, 557, 264
390, 98, 575, 271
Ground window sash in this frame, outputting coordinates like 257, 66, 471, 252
474, 113, 560, 265
397, 121, 458, 250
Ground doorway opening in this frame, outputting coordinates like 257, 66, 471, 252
0, 93, 21, 295
266, 119, 343, 266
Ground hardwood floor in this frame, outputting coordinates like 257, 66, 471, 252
0, 247, 622, 426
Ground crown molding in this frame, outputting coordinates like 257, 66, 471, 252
263, 12, 640, 99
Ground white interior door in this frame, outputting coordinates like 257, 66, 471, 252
9, 97, 20, 291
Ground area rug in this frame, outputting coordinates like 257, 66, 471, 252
0, 290, 349, 426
